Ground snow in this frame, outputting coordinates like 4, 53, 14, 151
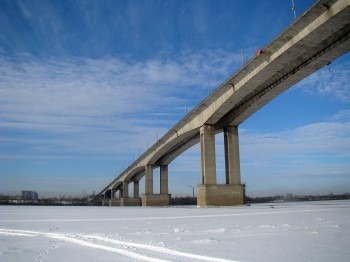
1, 200, 350, 261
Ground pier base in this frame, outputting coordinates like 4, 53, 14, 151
142, 194, 171, 206
197, 184, 244, 207
121, 198, 141, 206
109, 199, 121, 206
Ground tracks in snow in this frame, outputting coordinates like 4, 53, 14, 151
0, 229, 239, 262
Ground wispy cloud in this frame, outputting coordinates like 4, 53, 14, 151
295, 60, 350, 103
241, 121, 350, 159
237, 118, 350, 195
0, 50, 240, 160
192, 2, 208, 35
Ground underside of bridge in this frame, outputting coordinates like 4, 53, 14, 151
98, 0, 350, 207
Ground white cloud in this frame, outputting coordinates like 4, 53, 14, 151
237, 118, 350, 194
240, 120, 350, 159
295, 61, 350, 103
331, 109, 350, 121
0, 50, 240, 159
192, 2, 208, 35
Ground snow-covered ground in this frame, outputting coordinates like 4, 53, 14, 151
1, 200, 349, 262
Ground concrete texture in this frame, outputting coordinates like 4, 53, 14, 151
200, 125, 217, 185
224, 126, 241, 185
160, 165, 169, 195
109, 199, 121, 206
145, 165, 153, 195
121, 198, 141, 206
133, 181, 139, 198
197, 184, 244, 206
142, 194, 171, 206
122, 181, 129, 198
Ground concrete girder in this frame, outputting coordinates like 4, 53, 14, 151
154, 131, 200, 166
157, 135, 200, 166
111, 181, 122, 190
123, 166, 145, 182
133, 171, 145, 182
217, 30, 350, 128
210, 0, 350, 127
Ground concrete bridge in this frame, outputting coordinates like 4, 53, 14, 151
98, 0, 350, 207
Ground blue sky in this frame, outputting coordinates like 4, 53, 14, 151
0, 0, 349, 198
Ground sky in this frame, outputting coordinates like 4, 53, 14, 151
0, 0, 349, 198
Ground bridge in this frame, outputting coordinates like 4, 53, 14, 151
98, 0, 350, 207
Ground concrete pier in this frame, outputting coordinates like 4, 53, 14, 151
142, 165, 171, 206
160, 165, 169, 195
224, 126, 241, 185
109, 198, 120, 206
142, 194, 170, 206
197, 184, 244, 206
200, 125, 216, 185
121, 197, 141, 206
145, 165, 153, 195
133, 181, 139, 198
122, 181, 129, 198
198, 125, 244, 206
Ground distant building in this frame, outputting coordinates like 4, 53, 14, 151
21, 191, 38, 200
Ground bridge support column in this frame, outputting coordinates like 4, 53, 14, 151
198, 125, 244, 206
122, 181, 129, 198
120, 180, 141, 206
224, 126, 242, 185
102, 190, 113, 206
160, 165, 169, 195
120, 181, 130, 206
200, 125, 216, 184
102, 193, 108, 206
142, 165, 171, 206
127, 180, 141, 206
109, 198, 121, 206
109, 189, 121, 206
224, 126, 244, 204
134, 181, 139, 198
145, 164, 153, 194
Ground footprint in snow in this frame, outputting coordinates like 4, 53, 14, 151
173, 228, 187, 233
192, 237, 220, 244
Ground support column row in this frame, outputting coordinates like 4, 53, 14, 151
142, 164, 171, 206
107, 180, 141, 206
197, 125, 244, 206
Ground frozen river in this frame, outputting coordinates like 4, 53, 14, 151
1, 200, 350, 261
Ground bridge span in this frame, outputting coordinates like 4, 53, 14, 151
99, 0, 350, 206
